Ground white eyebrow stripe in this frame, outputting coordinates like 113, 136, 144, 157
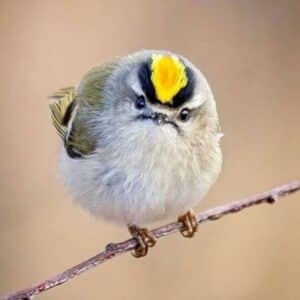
185, 94, 206, 110
131, 80, 144, 96
126, 70, 144, 96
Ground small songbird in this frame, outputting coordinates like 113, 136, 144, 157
50, 50, 223, 257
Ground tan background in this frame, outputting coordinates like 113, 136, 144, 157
1, 1, 300, 299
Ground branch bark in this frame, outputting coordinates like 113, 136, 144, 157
2, 180, 300, 300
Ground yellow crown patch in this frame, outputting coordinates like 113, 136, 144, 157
151, 54, 188, 104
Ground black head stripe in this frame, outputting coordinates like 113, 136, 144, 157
172, 67, 195, 108
138, 61, 195, 108
138, 62, 158, 104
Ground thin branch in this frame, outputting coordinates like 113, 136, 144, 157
2, 180, 300, 300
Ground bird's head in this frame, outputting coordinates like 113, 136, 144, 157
81, 50, 221, 150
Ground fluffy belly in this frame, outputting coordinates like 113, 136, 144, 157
59, 148, 215, 226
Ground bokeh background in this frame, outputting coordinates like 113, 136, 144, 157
1, 1, 300, 299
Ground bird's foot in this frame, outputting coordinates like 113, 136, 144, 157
128, 225, 156, 258
177, 209, 198, 238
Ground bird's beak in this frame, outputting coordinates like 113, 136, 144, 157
136, 111, 169, 124
150, 112, 169, 125
136, 111, 182, 135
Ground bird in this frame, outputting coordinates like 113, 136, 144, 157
49, 50, 223, 257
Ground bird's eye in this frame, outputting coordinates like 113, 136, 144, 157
135, 95, 146, 109
179, 108, 191, 122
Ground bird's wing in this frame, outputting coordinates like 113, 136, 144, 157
49, 62, 119, 158
50, 86, 91, 158
49, 87, 75, 139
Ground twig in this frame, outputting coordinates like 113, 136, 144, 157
2, 180, 300, 300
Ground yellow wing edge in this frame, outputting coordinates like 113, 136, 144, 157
49, 87, 75, 139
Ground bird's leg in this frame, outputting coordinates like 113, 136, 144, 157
128, 225, 157, 258
177, 209, 198, 238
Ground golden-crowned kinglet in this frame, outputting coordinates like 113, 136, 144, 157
50, 50, 223, 257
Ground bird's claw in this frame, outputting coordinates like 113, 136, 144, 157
128, 225, 156, 258
178, 210, 198, 238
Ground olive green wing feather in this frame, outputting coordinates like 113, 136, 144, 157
49, 87, 93, 158
49, 61, 118, 158
49, 87, 75, 139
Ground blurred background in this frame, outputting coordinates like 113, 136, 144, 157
1, 1, 300, 299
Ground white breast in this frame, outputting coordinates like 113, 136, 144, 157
59, 124, 221, 226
